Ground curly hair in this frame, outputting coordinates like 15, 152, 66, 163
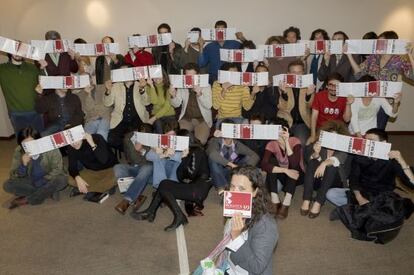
283, 26, 301, 40
230, 166, 276, 230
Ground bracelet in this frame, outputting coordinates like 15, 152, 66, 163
91, 145, 97, 150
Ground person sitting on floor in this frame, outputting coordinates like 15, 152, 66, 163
67, 133, 118, 196
3, 127, 68, 209
131, 129, 212, 231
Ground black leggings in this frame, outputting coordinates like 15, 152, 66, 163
266, 171, 304, 196
158, 179, 212, 206
303, 159, 343, 204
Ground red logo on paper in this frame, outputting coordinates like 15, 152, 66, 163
64, 76, 74, 89
54, 40, 64, 53
133, 67, 147, 79
286, 74, 296, 87
273, 45, 282, 57
316, 40, 325, 53
367, 81, 380, 96
376, 39, 388, 54
160, 135, 170, 148
148, 35, 158, 47
224, 191, 252, 211
52, 132, 66, 147
242, 73, 252, 85
216, 30, 225, 41
95, 43, 105, 55
240, 125, 252, 139
233, 50, 243, 62
184, 75, 194, 87
351, 138, 366, 155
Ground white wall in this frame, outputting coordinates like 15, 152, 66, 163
1, 0, 414, 131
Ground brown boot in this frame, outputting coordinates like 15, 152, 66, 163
132, 195, 147, 212
115, 199, 130, 215
276, 204, 289, 220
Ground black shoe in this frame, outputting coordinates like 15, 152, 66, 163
70, 187, 81, 198
107, 185, 117, 195
130, 191, 162, 222
329, 209, 340, 221
163, 194, 189, 232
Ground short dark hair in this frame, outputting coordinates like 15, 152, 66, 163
254, 63, 268, 72
220, 118, 236, 131
17, 127, 40, 146
240, 40, 256, 49
274, 117, 290, 131
363, 32, 377, 40
220, 62, 239, 72
183, 62, 200, 74
102, 36, 115, 43
265, 36, 286, 45
74, 38, 87, 44
332, 31, 349, 40
365, 128, 388, 142
190, 27, 201, 32
357, 75, 377, 82
162, 120, 179, 134
157, 23, 171, 33
283, 26, 301, 40
310, 29, 329, 40
45, 30, 61, 40
288, 59, 305, 72
378, 31, 398, 40
249, 113, 265, 124
214, 20, 227, 28
326, 72, 344, 83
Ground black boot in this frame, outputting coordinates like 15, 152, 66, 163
130, 191, 162, 222
163, 193, 189, 232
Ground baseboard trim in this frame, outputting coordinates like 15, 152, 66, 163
0, 134, 14, 140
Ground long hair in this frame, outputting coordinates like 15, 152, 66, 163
154, 69, 171, 98
230, 166, 275, 230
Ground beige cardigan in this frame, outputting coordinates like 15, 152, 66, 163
103, 82, 150, 129
277, 88, 314, 128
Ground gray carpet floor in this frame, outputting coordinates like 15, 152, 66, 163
0, 135, 413, 275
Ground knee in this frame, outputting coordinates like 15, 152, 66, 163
113, 164, 127, 178
3, 180, 14, 193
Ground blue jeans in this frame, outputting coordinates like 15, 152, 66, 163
9, 111, 44, 134
326, 187, 349, 207
84, 118, 110, 141
209, 156, 249, 188
113, 163, 153, 202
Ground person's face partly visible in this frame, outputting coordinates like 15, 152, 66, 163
185, 69, 197, 76
56, 89, 68, 93
158, 28, 169, 34
102, 37, 112, 44
70, 140, 82, 150
228, 67, 238, 72
215, 24, 226, 30
314, 32, 324, 41
165, 130, 175, 136
255, 66, 268, 73
333, 34, 345, 41
23, 136, 34, 143
250, 119, 262, 125
365, 133, 380, 142
223, 138, 233, 146
288, 65, 304, 75
230, 174, 257, 197
11, 55, 23, 62
286, 32, 297, 43
154, 77, 163, 84
327, 80, 339, 96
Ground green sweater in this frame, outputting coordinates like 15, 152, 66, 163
146, 83, 175, 119
0, 61, 40, 112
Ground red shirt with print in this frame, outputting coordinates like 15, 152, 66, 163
312, 90, 347, 128
124, 50, 154, 67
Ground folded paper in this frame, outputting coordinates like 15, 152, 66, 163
218, 71, 269, 86
111, 65, 163, 82
201, 28, 237, 41
31, 39, 73, 53
221, 123, 280, 140
39, 75, 90, 89
260, 43, 306, 58
0, 36, 45, 60
346, 39, 408, 55
128, 33, 172, 48
131, 132, 189, 151
336, 81, 402, 97
72, 43, 120, 56
169, 74, 209, 88
220, 49, 265, 62
301, 40, 343, 54
273, 74, 313, 88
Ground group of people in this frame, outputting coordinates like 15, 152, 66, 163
2, 20, 414, 274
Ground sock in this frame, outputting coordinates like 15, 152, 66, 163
283, 193, 292, 206
271, 192, 280, 204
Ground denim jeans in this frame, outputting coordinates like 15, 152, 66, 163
113, 163, 153, 202
146, 150, 181, 188
209, 156, 249, 188
326, 187, 349, 207
9, 111, 44, 134
84, 118, 110, 141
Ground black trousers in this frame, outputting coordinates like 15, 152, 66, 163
158, 179, 212, 206
108, 119, 141, 151
303, 159, 343, 204
266, 171, 304, 196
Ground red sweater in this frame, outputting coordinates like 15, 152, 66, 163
124, 50, 154, 67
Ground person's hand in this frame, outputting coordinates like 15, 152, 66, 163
68, 48, 76, 60
314, 162, 327, 178
169, 87, 177, 97
35, 84, 43, 95
263, 58, 270, 67
303, 47, 311, 58
84, 133, 95, 148
39, 59, 48, 69
147, 116, 157, 125
213, 129, 222, 137
279, 81, 287, 94
75, 176, 89, 194
285, 169, 299, 180
155, 147, 164, 156
181, 148, 189, 158
84, 85, 93, 94
388, 150, 403, 162
280, 126, 290, 141
198, 37, 205, 49
343, 43, 352, 57
227, 162, 238, 169
184, 38, 191, 51
407, 42, 414, 59
356, 193, 370, 206
165, 148, 175, 158
222, 82, 232, 90
394, 92, 402, 104
324, 50, 331, 65
235, 32, 245, 41
147, 78, 154, 88
109, 53, 118, 62
133, 46, 140, 54
138, 78, 147, 88
252, 85, 261, 96
346, 95, 355, 105
104, 80, 112, 92
22, 153, 31, 166
307, 135, 316, 145
230, 213, 245, 240
169, 42, 176, 54
313, 141, 322, 156
134, 142, 143, 152
306, 84, 316, 96
193, 85, 202, 96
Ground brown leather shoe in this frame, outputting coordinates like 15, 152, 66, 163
9, 196, 28, 209
308, 211, 320, 219
277, 204, 289, 219
272, 203, 281, 216
300, 208, 310, 216
132, 195, 147, 212
115, 199, 130, 215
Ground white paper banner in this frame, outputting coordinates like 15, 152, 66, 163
223, 191, 252, 219
22, 125, 85, 156
31, 39, 73, 53
72, 43, 120, 56
110, 65, 163, 82
319, 130, 391, 160
300, 40, 343, 54
259, 43, 306, 58
273, 74, 313, 88
336, 81, 402, 98
345, 39, 409, 55
218, 71, 268, 86
0, 36, 45, 60
128, 33, 172, 48
221, 123, 280, 140
39, 75, 90, 89
201, 28, 237, 41
187, 31, 200, 43
169, 74, 209, 88
220, 49, 264, 62
131, 132, 189, 151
